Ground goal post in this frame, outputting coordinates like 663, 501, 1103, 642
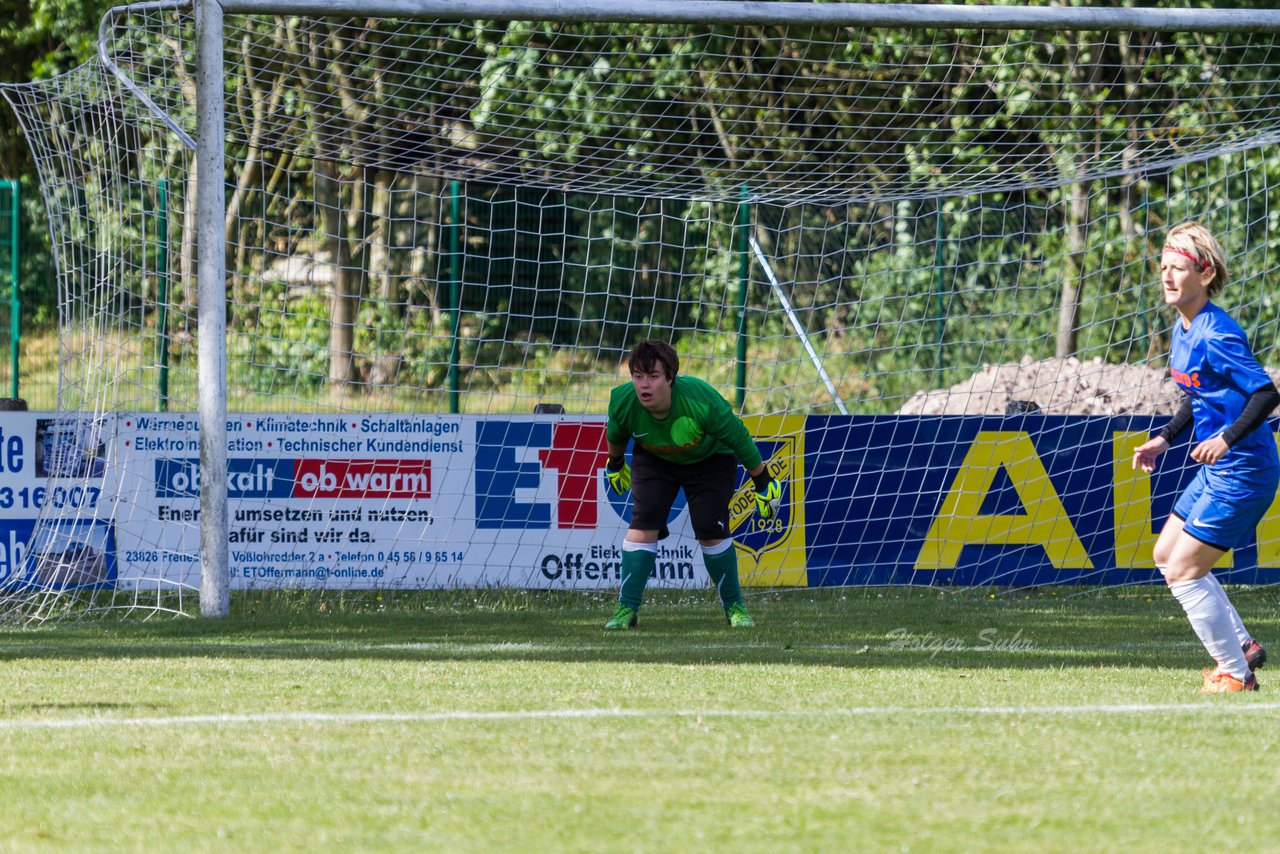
194, 0, 229, 617
8, 1, 1280, 620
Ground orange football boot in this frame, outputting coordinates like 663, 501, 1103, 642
1200, 669, 1259, 693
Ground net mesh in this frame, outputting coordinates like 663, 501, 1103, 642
4, 3, 1280, 618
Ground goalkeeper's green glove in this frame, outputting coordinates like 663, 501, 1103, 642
752, 471, 782, 520
605, 455, 631, 495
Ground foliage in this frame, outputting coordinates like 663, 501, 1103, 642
9, 5, 1280, 411
227, 283, 331, 395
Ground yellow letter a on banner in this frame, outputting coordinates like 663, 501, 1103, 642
915, 431, 1093, 570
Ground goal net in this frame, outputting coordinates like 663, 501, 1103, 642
5, 1, 1280, 619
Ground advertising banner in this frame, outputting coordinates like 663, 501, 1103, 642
0, 412, 116, 590
6, 410, 1279, 591
115, 413, 801, 589
804, 416, 1280, 587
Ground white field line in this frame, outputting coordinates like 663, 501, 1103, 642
3, 702, 1280, 732
0, 638, 1208, 656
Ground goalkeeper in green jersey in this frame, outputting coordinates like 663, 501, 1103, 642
602, 339, 782, 630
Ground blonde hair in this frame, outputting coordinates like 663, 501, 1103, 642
1164, 221, 1229, 296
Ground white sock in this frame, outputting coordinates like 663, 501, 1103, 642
1169, 577, 1251, 680
1204, 573, 1252, 647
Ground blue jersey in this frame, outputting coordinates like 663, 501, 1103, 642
1169, 301, 1279, 477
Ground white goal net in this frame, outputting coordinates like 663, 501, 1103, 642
5, 1, 1280, 618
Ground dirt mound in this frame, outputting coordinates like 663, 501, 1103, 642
896, 356, 1184, 416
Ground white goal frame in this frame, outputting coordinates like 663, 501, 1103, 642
135, 0, 1280, 615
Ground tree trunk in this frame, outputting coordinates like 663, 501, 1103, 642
316, 159, 356, 389
1056, 180, 1090, 359
371, 170, 395, 308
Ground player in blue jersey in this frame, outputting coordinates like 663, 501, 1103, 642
1133, 222, 1279, 693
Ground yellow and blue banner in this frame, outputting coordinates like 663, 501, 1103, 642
804, 416, 1280, 586
7, 410, 1277, 591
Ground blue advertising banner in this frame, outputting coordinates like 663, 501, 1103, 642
9, 410, 1280, 591
803, 416, 1280, 587
0, 413, 117, 591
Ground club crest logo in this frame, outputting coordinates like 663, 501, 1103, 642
733, 416, 808, 587
730, 438, 795, 554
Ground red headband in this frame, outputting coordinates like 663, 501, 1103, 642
1163, 246, 1209, 271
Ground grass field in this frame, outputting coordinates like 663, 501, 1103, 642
2, 586, 1280, 852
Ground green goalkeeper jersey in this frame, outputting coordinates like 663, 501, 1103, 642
606, 375, 763, 469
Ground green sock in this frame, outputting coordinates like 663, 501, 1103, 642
619, 545, 656, 609
702, 544, 742, 607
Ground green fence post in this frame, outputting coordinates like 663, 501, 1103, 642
156, 179, 170, 411
6, 180, 19, 400
735, 186, 750, 410
448, 179, 462, 415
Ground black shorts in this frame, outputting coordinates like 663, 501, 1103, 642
630, 448, 737, 541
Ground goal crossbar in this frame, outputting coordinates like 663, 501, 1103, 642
215, 0, 1280, 33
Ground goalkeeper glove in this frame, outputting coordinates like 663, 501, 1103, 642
605, 455, 631, 495
752, 472, 782, 520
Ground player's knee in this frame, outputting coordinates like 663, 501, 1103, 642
1161, 560, 1199, 585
